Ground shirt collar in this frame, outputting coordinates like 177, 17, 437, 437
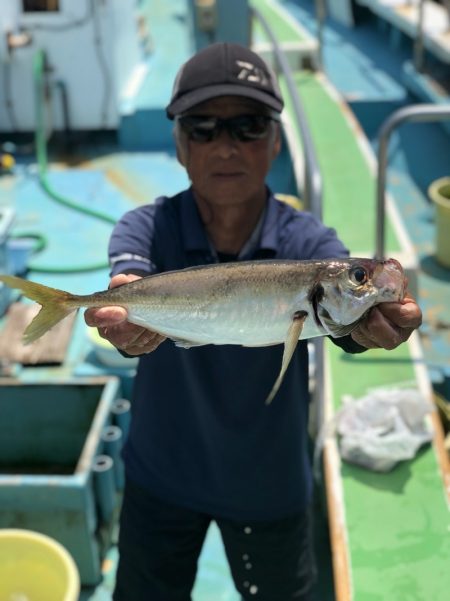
180, 186, 280, 256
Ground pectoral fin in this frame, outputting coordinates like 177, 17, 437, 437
265, 311, 307, 405
172, 337, 207, 349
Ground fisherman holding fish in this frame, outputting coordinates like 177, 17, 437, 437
1, 43, 421, 601
90, 43, 421, 601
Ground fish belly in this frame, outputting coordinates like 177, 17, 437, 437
126, 292, 321, 346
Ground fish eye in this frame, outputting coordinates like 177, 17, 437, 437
350, 266, 368, 285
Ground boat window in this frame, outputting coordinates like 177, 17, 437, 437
22, 0, 60, 12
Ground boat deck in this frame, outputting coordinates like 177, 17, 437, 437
1, 1, 449, 599
278, 2, 450, 600
285, 0, 450, 393
292, 65, 450, 601
356, 0, 450, 65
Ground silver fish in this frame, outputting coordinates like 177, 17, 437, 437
0, 257, 405, 403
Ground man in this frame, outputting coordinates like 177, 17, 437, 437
85, 43, 421, 600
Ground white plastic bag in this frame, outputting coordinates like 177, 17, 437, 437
336, 387, 433, 472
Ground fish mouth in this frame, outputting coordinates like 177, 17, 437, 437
373, 258, 406, 301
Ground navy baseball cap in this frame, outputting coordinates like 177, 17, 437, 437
166, 42, 284, 119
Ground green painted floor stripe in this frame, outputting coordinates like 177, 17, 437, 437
276, 49, 449, 600
326, 340, 450, 600
281, 71, 400, 253
251, 0, 309, 44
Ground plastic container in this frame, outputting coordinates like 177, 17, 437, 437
0, 377, 120, 585
0, 528, 80, 601
428, 177, 450, 269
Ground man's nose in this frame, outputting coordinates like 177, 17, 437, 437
214, 128, 239, 157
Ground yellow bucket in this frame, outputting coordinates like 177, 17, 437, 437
0, 529, 80, 601
428, 176, 450, 269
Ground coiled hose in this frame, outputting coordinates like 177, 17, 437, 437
15, 50, 117, 273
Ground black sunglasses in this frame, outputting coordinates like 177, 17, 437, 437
176, 113, 280, 143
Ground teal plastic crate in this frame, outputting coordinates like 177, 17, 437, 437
0, 377, 121, 586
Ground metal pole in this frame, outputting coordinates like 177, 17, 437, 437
314, 0, 326, 71
376, 104, 450, 260
251, 6, 323, 219
413, 0, 425, 73
442, 0, 450, 29
251, 5, 325, 436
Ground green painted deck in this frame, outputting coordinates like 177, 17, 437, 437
281, 70, 401, 253
251, 0, 310, 44
271, 12, 450, 600
327, 339, 450, 601
287, 68, 449, 601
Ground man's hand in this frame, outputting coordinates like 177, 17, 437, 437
84, 273, 166, 356
351, 291, 422, 350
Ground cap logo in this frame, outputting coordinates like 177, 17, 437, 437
236, 60, 269, 87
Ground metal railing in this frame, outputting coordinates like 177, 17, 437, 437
251, 4, 325, 434
251, 5, 323, 219
444, 0, 450, 26
413, 0, 425, 72
400, 0, 450, 72
314, 0, 326, 71
376, 103, 450, 260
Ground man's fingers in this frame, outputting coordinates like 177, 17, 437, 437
377, 300, 422, 329
84, 273, 141, 327
351, 306, 414, 350
83, 273, 165, 355
351, 319, 381, 349
109, 273, 140, 288
84, 306, 128, 327
98, 321, 143, 348
119, 330, 165, 354
93, 318, 166, 355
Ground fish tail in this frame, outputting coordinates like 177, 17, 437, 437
0, 274, 80, 344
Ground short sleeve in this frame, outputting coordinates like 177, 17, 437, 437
108, 205, 158, 276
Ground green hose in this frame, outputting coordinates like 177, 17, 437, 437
18, 50, 117, 273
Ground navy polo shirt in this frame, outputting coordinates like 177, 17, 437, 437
109, 188, 351, 520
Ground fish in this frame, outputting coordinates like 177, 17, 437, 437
0, 257, 406, 403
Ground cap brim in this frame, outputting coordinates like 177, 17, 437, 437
166, 84, 284, 119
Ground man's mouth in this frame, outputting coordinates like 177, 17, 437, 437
213, 171, 244, 178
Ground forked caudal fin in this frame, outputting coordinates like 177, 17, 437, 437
0, 274, 80, 344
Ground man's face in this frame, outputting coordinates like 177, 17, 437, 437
175, 96, 281, 207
